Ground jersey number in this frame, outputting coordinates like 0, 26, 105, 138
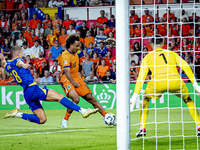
159, 53, 168, 64
12, 70, 22, 83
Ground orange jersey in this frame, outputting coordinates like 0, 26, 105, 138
53, 28, 63, 37
52, 19, 62, 29
141, 15, 153, 23
129, 15, 139, 24
80, 37, 85, 45
59, 35, 68, 47
163, 13, 175, 21
97, 65, 109, 77
46, 34, 58, 48
59, 50, 81, 83
145, 44, 153, 52
34, 58, 47, 70
145, 26, 154, 37
96, 17, 108, 28
42, 19, 51, 29
23, 31, 31, 40
157, 24, 167, 36
84, 36, 95, 48
29, 19, 41, 29
27, 36, 39, 48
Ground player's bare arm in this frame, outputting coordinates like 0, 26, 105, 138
0, 53, 7, 68
17, 61, 30, 69
64, 67, 80, 88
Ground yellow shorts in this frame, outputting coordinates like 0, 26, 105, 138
144, 79, 189, 100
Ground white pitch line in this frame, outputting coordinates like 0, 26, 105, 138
0, 129, 91, 137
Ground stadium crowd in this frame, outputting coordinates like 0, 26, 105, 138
0, 0, 199, 85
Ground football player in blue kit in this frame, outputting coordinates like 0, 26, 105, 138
2, 46, 98, 125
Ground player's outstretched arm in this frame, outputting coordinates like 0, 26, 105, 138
0, 54, 7, 68
17, 60, 30, 69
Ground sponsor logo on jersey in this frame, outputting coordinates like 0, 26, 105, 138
67, 85, 71, 89
64, 61, 67, 64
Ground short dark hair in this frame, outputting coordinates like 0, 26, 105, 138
103, 22, 107, 25
34, 40, 39, 43
23, 42, 27, 45
11, 46, 22, 55
33, 13, 37, 16
53, 59, 58, 63
82, 21, 86, 24
151, 35, 163, 45
66, 34, 80, 49
131, 60, 135, 64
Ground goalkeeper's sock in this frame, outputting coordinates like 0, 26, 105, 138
64, 111, 71, 121
101, 111, 107, 117
140, 100, 149, 128
60, 97, 81, 112
22, 113, 40, 124
186, 100, 200, 126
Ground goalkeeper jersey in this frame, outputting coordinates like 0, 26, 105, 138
134, 48, 195, 94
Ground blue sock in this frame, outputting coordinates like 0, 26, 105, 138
22, 113, 40, 124
60, 97, 81, 112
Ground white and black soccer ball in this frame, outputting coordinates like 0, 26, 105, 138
104, 113, 116, 125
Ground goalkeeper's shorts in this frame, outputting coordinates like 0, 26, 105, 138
144, 79, 189, 100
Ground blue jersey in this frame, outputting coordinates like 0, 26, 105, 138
5, 58, 35, 90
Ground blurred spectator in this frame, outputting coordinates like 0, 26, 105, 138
29, 40, 44, 58
130, 48, 139, 65
27, 29, 39, 48
35, 0, 48, 8
163, 7, 175, 22
85, 30, 95, 48
96, 59, 109, 78
87, 42, 95, 57
24, 55, 34, 64
108, 15, 115, 29
35, 22, 44, 37
39, 35, 48, 49
11, 24, 21, 39
89, 22, 97, 37
54, 23, 62, 38
52, 13, 62, 29
67, 23, 76, 35
56, 0, 66, 7
44, 22, 53, 38
62, 14, 74, 30
48, 40, 62, 60
78, 21, 89, 38
27, 0, 36, 8
168, 29, 174, 44
82, 54, 94, 78
42, 14, 51, 30
40, 70, 53, 84
155, 14, 160, 23
169, 20, 178, 36
139, 47, 148, 63
34, 51, 47, 70
106, 32, 115, 48
58, 28, 68, 48
102, 70, 111, 83
145, 22, 154, 37
90, 52, 100, 70
1, 38, 10, 59
23, 26, 31, 40
134, 24, 145, 37
16, 33, 24, 47
145, 39, 153, 52
21, 12, 28, 30
37, 61, 49, 78
19, 0, 29, 10
49, 59, 61, 82
129, 10, 139, 24
22, 42, 31, 57
96, 10, 108, 28
97, 42, 108, 58
189, 13, 199, 23
12, 13, 20, 31
0, 33, 4, 45
110, 64, 116, 83
141, 9, 154, 23
29, 13, 41, 29
5, 0, 16, 13
0, 14, 8, 29
48, 0, 57, 7
181, 17, 191, 36
157, 18, 167, 36
133, 41, 141, 56
77, 30, 85, 45
3, 25, 11, 39
80, 49, 87, 65
103, 22, 111, 37
180, 9, 189, 22
84, 71, 98, 84
130, 60, 138, 79
10, 34, 17, 48
95, 29, 107, 48
47, 29, 58, 49
33, 72, 41, 84
104, 50, 114, 67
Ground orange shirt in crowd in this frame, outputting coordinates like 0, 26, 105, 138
80, 56, 87, 64
59, 35, 68, 47
105, 56, 114, 67
23, 31, 31, 40
145, 26, 154, 37
182, 24, 191, 36
84, 36, 95, 48
34, 58, 47, 70
54, 28, 63, 38
162, 44, 168, 49
52, 19, 62, 28
157, 24, 167, 36
42, 19, 51, 29
80, 37, 85, 45
163, 13, 175, 21
46, 34, 58, 49
141, 15, 154, 23
0, 20, 8, 28
129, 15, 139, 24
27, 36, 39, 48
97, 65, 109, 77
134, 27, 145, 37
145, 44, 153, 52
12, 21, 20, 31
29, 19, 41, 29
104, 28, 111, 36
96, 17, 108, 28
169, 25, 178, 36
62, 20, 74, 29
91, 58, 99, 66
130, 25, 134, 37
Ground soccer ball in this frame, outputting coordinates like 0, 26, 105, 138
104, 113, 116, 125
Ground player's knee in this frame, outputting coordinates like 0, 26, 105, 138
72, 97, 80, 104
40, 117, 47, 124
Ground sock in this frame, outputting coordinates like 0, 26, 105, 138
186, 100, 200, 126
60, 97, 81, 112
22, 113, 40, 124
79, 108, 86, 115
64, 111, 71, 121
140, 100, 149, 128
101, 111, 107, 117
15, 112, 23, 118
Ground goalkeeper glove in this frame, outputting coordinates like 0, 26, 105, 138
193, 81, 200, 97
130, 93, 139, 113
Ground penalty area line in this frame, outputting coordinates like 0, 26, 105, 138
0, 129, 91, 137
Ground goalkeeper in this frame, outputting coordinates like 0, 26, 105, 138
130, 35, 200, 137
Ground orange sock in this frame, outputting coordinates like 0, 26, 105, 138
64, 112, 71, 121
101, 111, 107, 117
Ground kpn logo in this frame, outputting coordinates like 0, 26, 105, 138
93, 84, 116, 109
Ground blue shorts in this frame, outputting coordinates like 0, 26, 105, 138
24, 85, 49, 112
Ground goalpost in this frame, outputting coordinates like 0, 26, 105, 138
116, 0, 199, 149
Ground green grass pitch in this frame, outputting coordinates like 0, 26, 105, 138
0, 109, 199, 150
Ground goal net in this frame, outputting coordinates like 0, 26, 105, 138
128, 0, 200, 149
